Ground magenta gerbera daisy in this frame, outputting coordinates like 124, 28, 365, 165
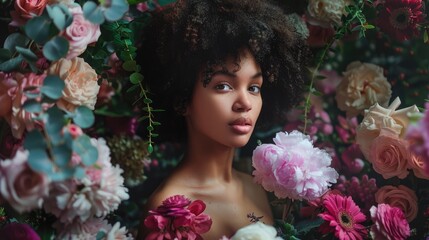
376, 0, 424, 41
319, 194, 368, 240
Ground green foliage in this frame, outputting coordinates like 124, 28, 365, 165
41, 75, 65, 100
72, 135, 99, 166
43, 36, 69, 61
72, 106, 95, 129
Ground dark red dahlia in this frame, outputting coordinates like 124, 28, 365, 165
376, 0, 424, 41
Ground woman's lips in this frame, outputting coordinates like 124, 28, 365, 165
229, 117, 252, 134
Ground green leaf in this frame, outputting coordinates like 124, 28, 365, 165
0, 55, 23, 72
130, 72, 143, 84
295, 217, 324, 235
4, 33, 30, 52
83, 1, 105, 25
122, 60, 137, 72
73, 106, 95, 128
72, 135, 98, 166
143, 98, 152, 104
52, 144, 72, 168
424, 30, 429, 43
24, 16, 52, 44
22, 99, 42, 113
24, 130, 46, 149
45, 107, 65, 144
46, 4, 72, 30
16, 46, 38, 63
43, 36, 69, 61
41, 75, 65, 99
147, 125, 154, 131
96, 231, 107, 240
27, 149, 54, 174
104, 0, 129, 21
0, 49, 12, 63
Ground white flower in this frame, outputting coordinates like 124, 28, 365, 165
230, 222, 283, 240
105, 222, 134, 240
307, 0, 348, 27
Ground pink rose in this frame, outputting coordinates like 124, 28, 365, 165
370, 128, 410, 179
10, 0, 48, 26
0, 149, 50, 213
63, 5, 101, 59
407, 154, 429, 180
47, 57, 100, 111
375, 185, 418, 222
370, 204, 410, 240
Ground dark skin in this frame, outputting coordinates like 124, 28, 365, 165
138, 50, 273, 239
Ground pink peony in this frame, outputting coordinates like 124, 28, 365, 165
63, 5, 101, 59
319, 194, 368, 240
375, 185, 418, 221
370, 203, 410, 240
0, 149, 50, 213
0, 222, 41, 240
252, 131, 338, 201
370, 128, 410, 179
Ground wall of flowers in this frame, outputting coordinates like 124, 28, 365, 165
0, 0, 428, 239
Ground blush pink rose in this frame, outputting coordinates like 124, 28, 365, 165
407, 154, 429, 180
47, 57, 100, 111
0, 149, 50, 213
375, 185, 418, 222
0, 72, 45, 139
63, 5, 101, 59
370, 203, 410, 240
10, 0, 48, 26
370, 128, 410, 179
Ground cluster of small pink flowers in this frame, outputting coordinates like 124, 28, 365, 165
334, 175, 378, 214
252, 130, 339, 201
144, 195, 212, 240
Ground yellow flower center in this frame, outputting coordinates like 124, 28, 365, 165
338, 210, 354, 230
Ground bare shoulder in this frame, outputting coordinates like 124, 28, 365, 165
235, 170, 265, 194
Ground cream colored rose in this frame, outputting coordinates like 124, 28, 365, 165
0, 149, 50, 213
375, 185, 418, 222
48, 57, 100, 111
356, 97, 419, 162
370, 128, 409, 179
230, 222, 282, 240
335, 61, 392, 117
307, 0, 348, 26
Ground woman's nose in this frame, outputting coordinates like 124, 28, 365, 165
232, 89, 252, 112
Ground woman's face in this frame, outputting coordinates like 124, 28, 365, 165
186, 50, 263, 148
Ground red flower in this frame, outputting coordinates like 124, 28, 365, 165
376, 0, 424, 41
319, 194, 368, 240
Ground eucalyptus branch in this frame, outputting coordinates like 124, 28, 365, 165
302, 0, 372, 133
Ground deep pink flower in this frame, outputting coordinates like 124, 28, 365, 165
376, 0, 424, 41
0, 222, 40, 240
319, 194, 368, 240
340, 144, 365, 174
370, 203, 410, 240
253, 131, 338, 201
335, 115, 358, 144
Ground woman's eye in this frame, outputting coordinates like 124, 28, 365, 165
249, 85, 261, 94
215, 84, 232, 91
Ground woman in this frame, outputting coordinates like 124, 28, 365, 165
137, 0, 309, 238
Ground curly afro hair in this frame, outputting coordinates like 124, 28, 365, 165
139, 0, 310, 141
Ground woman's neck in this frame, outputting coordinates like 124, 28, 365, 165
178, 136, 236, 186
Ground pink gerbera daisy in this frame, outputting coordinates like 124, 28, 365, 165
319, 194, 368, 240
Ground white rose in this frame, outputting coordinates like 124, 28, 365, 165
231, 222, 283, 240
307, 0, 348, 27
356, 97, 419, 162
335, 61, 392, 117
47, 57, 100, 111
0, 149, 50, 213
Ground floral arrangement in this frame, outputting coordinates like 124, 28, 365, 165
1, 0, 429, 239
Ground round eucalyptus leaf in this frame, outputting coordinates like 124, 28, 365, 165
53, 144, 72, 168
83, 1, 105, 25
41, 75, 65, 99
4, 33, 30, 52
0, 49, 12, 62
46, 5, 67, 30
56, 3, 73, 28
24, 129, 46, 150
45, 107, 65, 144
104, 0, 129, 21
122, 60, 137, 72
24, 16, 52, 44
28, 149, 53, 174
15, 46, 38, 63
130, 72, 143, 84
72, 135, 98, 166
22, 99, 42, 113
73, 166, 85, 179
73, 106, 95, 129
0, 55, 23, 72
43, 36, 69, 61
